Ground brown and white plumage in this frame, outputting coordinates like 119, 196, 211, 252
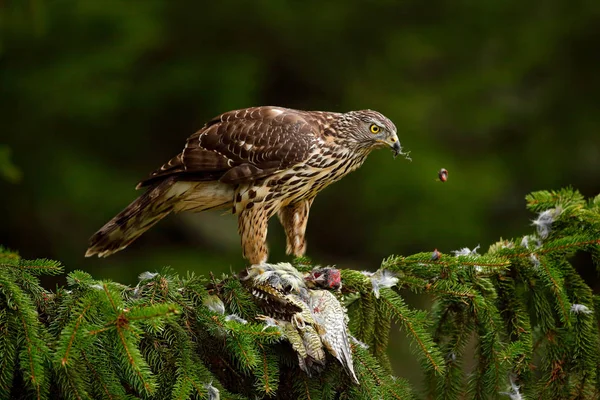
85, 106, 405, 262
306, 289, 357, 383
245, 264, 357, 383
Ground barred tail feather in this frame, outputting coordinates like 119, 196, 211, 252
85, 178, 179, 258
85, 179, 234, 258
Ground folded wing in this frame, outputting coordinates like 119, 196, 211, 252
137, 107, 319, 188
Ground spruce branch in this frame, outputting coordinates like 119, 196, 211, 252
378, 288, 445, 375
0, 271, 51, 399
0, 187, 599, 399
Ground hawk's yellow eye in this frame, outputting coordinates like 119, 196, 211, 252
370, 124, 381, 134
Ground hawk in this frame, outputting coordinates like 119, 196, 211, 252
85, 106, 405, 264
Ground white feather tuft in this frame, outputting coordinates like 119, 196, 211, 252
257, 316, 280, 331
138, 271, 158, 281
225, 314, 248, 324
203, 381, 220, 400
452, 244, 480, 257
453, 245, 483, 272
570, 304, 593, 315
500, 375, 523, 400
362, 269, 398, 298
529, 253, 540, 269
532, 207, 561, 240
203, 295, 225, 315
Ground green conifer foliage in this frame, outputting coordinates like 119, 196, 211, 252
0, 187, 599, 399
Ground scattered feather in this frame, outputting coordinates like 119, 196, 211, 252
522, 235, 542, 249
500, 375, 523, 400
532, 207, 561, 240
453, 245, 482, 271
225, 314, 247, 324
132, 286, 141, 298
264, 318, 278, 327
570, 304, 593, 315
452, 245, 480, 257
90, 284, 104, 291
256, 315, 280, 331
138, 271, 158, 281
446, 352, 456, 363
362, 269, 398, 298
395, 147, 412, 161
529, 254, 540, 269
203, 295, 225, 315
203, 381, 220, 400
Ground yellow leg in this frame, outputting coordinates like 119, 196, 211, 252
277, 198, 314, 257
238, 206, 271, 264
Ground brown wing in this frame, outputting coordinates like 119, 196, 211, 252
137, 107, 320, 188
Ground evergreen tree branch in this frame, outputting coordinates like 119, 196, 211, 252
0, 186, 599, 399
378, 288, 444, 375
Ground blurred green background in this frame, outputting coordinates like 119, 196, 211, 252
1, 0, 599, 382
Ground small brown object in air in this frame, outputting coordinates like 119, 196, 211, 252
438, 168, 448, 182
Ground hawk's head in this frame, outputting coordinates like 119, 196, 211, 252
334, 110, 406, 158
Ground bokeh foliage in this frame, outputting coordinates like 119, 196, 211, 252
1, 0, 600, 380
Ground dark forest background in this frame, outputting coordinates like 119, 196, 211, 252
1, 0, 599, 382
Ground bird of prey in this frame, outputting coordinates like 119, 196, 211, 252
85, 106, 406, 264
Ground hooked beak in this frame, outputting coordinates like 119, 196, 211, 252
391, 141, 401, 158
386, 132, 401, 158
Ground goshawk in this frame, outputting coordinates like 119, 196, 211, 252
85, 106, 406, 264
